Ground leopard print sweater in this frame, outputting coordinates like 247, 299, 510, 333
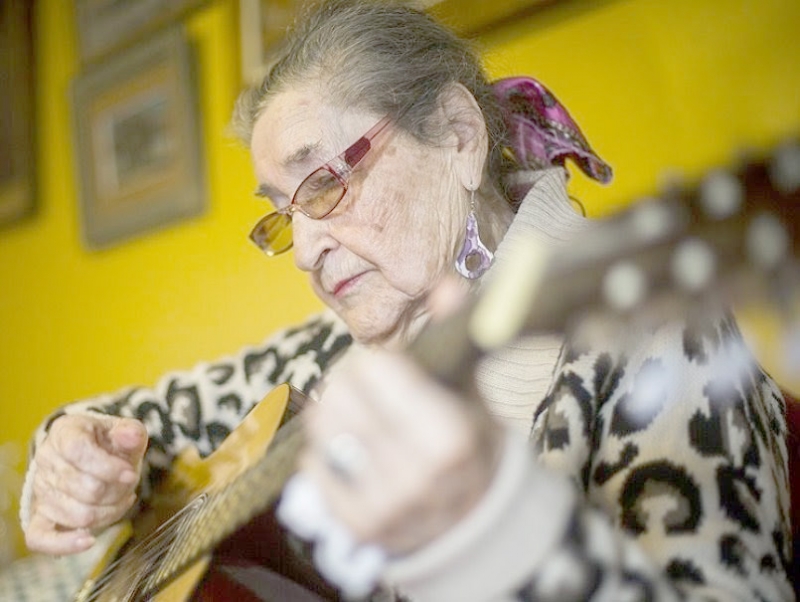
22, 311, 793, 601
379, 312, 792, 602
524, 314, 792, 600
21, 310, 353, 522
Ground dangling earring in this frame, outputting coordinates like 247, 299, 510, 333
455, 187, 494, 279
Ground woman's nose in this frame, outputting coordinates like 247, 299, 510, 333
291, 212, 336, 272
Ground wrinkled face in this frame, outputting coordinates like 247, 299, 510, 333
250, 87, 467, 348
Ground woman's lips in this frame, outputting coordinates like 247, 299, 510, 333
332, 272, 365, 297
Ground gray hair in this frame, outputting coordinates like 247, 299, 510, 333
231, 0, 518, 204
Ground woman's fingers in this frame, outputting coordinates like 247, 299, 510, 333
24, 514, 95, 556
49, 416, 146, 482
302, 350, 502, 553
24, 414, 147, 555
35, 443, 135, 506
99, 418, 149, 466
32, 485, 136, 531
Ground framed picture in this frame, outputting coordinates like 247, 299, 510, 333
240, 0, 302, 86
72, 26, 206, 249
74, 0, 208, 64
239, 0, 562, 87
0, 1, 36, 227
424, 0, 561, 35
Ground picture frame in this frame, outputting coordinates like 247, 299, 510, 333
239, 0, 560, 87
240, 0, 302, 87
0, 1, 36, 228
72, 26, 206, 249
425, 0, 558, 35
74, 0, 208, 64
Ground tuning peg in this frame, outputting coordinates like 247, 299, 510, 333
698, 169, 744, 219
630, 198, 676, 242
671, 238, 717, 293
784, 322, 800, 373
769, 140, 800, 194
747, 212, 790, 270
603, 261, 647, 312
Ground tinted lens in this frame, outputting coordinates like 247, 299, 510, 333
250, 212, 293, 255
295, 167, 346, 218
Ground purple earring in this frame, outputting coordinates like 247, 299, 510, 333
455, 188, 494, 279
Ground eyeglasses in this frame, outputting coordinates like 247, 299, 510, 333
249, 115, 393, 256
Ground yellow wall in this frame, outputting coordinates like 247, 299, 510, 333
478, 0, 800, 396
483, 0, 800, 212
0, 0, 798, 558
0, 0, 324, 557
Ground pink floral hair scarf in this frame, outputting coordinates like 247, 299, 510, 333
493, 76, 613, 194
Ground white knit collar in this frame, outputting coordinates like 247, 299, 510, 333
485, 168, 590, 288
504, 168, 589, 247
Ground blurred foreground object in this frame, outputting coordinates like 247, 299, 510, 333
414, 135, 800, 391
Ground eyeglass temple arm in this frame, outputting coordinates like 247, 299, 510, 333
343, 115, 392, 167
344, 137, 371, 167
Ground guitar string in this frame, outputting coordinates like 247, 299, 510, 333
79, 417, 305, 601
83, 439, 262, 599
136, 495, 205, 598
94, 470, 235, 599
82, 495, 207, 601
83, 526, 182, 601
149, 418, 303, 588
87, 510, 205, 602
78, 388, 315, 600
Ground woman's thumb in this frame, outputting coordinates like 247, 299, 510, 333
105, 417, 148, 461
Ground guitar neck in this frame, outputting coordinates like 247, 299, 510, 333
411, 141, 800, 391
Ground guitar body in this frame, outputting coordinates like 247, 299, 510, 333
76, 385, 298, 602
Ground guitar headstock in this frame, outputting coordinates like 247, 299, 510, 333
412, 136, 800, 391
522, 137, 800, 332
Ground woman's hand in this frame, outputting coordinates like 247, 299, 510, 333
300, 349, 503, 555
24, 414, 148, 555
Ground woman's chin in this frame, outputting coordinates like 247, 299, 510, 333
344, 310, 430, 351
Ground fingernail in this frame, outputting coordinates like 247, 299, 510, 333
76, 535, 95, 548
120, 470, 137, 484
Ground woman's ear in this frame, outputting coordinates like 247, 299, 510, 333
438, 83, 488, 190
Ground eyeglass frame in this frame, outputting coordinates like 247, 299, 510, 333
249, 115, 393, 257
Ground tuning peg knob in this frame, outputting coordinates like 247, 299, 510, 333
603, 261, 647, 312
699, 170, 744, 219
747, 212, 790, 270
769, 140, 800, 194
671, 238, 717, 293
631, 199, 675, 241
784, 322, 800, 373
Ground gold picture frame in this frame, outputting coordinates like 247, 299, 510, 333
72, 26, 206, 249
74, 0, 208, 64
238, 0, 561, 87
239, 0, 302, 87
425, 0, 558, 35
0, 1, 36, 228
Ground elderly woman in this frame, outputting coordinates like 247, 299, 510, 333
21, 1, 792, 600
